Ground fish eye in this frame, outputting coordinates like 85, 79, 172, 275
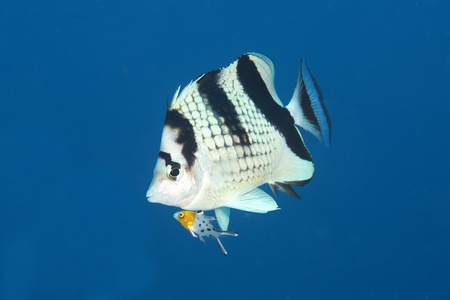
178, 212, 184, 218
166, 164, 182, 181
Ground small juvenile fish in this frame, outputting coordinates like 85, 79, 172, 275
174, 210, 238, 256
147, 53, 331, 231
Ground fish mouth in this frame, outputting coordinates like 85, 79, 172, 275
146, 189, 160, 203
146, 189, 154, 202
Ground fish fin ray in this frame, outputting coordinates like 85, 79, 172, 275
189, 229, 198, 238
211, 235, 228, 256
198, 234, 206, 243
169, 85, 181, 106
269, 183, 279, 197
286, 59, 331, 146
170, 77, 203, 107
286, 179, 312, 187
215, 228, 239, 237
269, 182, 302, 199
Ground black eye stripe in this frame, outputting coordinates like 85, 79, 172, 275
159, 151, 181, 169
164, 109, 197, 170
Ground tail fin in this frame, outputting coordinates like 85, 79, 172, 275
286, 59, 332, 146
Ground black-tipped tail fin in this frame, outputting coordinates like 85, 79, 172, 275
287, 59, 332, 146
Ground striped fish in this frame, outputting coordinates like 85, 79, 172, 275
146, 53, 331, 230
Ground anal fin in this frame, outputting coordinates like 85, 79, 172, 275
211, 236, 228, 256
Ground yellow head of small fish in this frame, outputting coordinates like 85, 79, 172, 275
173, 210, 196, 231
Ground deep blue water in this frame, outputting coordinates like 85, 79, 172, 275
1, 1, 449, 299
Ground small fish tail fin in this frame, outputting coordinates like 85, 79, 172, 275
215, 229, 239, 237
286, 59, 331, 146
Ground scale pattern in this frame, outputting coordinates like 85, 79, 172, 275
170, 74, 286, 197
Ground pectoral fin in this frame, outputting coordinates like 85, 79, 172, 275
215, 207, 231, 230
225, 188, 279, 213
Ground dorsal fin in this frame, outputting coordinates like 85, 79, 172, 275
242, 53, 284, 107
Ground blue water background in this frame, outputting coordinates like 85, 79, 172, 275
1, 1, 449, 299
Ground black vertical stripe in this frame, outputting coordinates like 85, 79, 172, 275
197, 70, 250, 146
164, 109, 197, 169
236, 54, 312, 162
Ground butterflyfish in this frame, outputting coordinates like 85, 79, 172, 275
147, 53, 331, 231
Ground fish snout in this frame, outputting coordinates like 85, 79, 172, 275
146, 188, 157, 203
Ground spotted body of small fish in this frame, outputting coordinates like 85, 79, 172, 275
174, 210, 238, 256
147, 53, 331, 230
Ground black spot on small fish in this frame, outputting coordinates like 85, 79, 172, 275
201, 229, 204, 233
207, 228, 211, 231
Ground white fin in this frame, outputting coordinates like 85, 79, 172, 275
215, 207, 231, 231
188, 228, 198, 239
286, 59, 331, 146
170, 78, 202, 107
170, 85, 181, 106
225, 188, 279, 213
